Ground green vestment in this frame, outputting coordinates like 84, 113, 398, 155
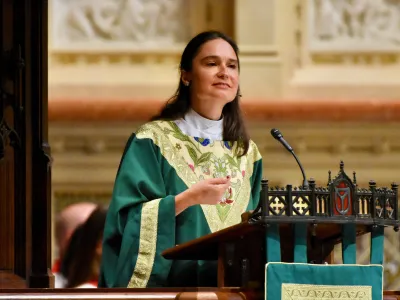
98, 120, 263, 288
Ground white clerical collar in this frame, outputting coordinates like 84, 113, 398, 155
174, 109, 224, 140
185, 109, 223, 130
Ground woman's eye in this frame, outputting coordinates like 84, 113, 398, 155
228, 64, 237, 69
207, 62, 217, 66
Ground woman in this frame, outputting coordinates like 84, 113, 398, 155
61, 205, 107, 288
99, 30, 263, 288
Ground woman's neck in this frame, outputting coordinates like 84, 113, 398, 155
190, 104, 223, 121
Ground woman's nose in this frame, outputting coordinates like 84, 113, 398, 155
217, 71, 228, 79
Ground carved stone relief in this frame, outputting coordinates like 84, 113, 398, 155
309, 0, 400, 51
52, 0, 190, 48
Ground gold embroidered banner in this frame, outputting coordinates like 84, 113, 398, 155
282, 283, 372, 300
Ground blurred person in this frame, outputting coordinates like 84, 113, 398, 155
61, 205, 108, 288
99, 30, 263, 288
53, 202, 97, 288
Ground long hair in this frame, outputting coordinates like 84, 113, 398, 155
152, 30, 250, 156
61, 205, 107, 288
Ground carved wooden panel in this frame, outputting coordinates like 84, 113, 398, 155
0, 110, 16, 271
1, 0, 52, 289
0, 0, 20, 274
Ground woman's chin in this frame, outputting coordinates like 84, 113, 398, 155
210, 92, 236, 103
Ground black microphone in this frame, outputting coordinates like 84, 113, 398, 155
270, 128, 309, 189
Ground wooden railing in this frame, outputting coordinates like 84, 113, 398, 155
0, 288, 399, 300
0, 288, 254, 300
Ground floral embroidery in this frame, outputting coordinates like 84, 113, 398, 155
223, 141, 232, 150
220, 187, 234, 206
201, 164, 211, 175
172, 124, 249, 219
195, 137, 211, 146
213, 158, 228, 178
161, 121, 253, 219
136, 120, 262, 229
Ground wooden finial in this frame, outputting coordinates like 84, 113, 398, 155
328, 170, 332, 185
369, 180, 376, 189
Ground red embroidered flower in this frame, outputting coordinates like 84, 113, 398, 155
242, 170, 245, 177
189, 164, 195, 172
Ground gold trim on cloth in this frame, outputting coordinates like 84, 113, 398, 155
135, 120, 262, 233
282, 283, 372, 300
127, 198, 161, 288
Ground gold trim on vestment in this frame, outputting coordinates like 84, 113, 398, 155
127, 198, 161, 288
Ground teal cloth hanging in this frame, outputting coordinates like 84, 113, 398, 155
342, 223, 356, 264
266, 224, 281, 263
293, 223, 308, 263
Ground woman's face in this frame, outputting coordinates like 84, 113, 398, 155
183, 38, 239, 114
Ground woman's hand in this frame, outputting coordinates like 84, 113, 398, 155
175, 177, 231, 215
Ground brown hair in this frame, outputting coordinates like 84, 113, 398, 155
61, 205, 107, 288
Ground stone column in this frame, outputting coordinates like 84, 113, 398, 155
234, 0, 283, 99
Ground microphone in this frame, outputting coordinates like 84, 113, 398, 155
270, 128, 309, 189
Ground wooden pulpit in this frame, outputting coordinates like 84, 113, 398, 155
163, 220, 373, 289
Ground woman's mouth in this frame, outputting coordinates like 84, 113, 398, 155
213, 82, 230, 89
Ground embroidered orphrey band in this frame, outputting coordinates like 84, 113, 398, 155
127, 199, 161, 288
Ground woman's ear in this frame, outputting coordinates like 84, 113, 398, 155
181, 70, 192, 86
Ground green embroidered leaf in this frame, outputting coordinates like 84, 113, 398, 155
173, 133, 189, 142
185, 145, 198, 165
163, 128, 174, 134
168, 121, 181, 131
216, 204, 231, 222
197, 152, 212, 166
169, 122, 189, 142
236, 156, 242, 168
224, 154, 239, 170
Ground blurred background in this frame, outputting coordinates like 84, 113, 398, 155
47, 0, 400, 289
